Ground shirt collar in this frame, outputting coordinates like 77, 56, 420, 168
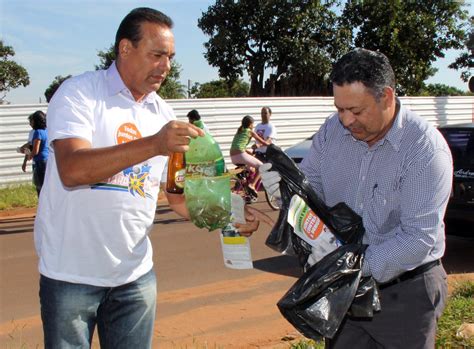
106, 62, 159, 110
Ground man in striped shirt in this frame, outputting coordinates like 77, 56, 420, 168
262, 49, 452, 348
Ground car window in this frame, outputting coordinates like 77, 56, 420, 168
439, 128, 474, 165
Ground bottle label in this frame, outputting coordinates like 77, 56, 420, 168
186, 160, 221, 177
175, 169, 185, 188
287, 195, 335, 246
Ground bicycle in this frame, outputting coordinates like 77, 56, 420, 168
231, 164, 280, 210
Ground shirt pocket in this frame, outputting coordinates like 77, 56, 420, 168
367, 185, 401, 234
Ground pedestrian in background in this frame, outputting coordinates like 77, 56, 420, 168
254, 106, 277, 162
24, 110, 48, 196
187, 109, 210, 133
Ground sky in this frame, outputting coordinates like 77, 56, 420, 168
1, 0, 472, 105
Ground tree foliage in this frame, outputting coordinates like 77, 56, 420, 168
44, 75, 72, 102
0, 40, 30, 103
420, 83, 469, 96
158, 61, 187, 99
190, 79, 249, 98
95, 44, 186, 99
199, 0, 469, 96
449, 16, 474, 83
198, 0, 350, 97
95, 44, 116, 71
341, 0, 469, 95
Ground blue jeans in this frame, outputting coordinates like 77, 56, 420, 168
39, 269, 157, 349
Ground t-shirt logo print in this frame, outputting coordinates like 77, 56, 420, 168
91, 122, 152, 199
123, 164, 151, 198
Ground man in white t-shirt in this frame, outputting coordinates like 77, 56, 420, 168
254, 106, 277, 162
35, 8, 261, 348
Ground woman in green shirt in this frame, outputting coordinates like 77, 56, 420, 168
230, 115, 269, 192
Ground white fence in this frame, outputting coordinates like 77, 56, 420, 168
1, 96, 473, 187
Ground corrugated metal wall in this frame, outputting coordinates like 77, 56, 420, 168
1, 96, 473, 187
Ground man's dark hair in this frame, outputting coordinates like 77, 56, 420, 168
330, 49, 396, 100
29, 110, 47, 130
114, 7, 174, 56
187, 109, 201, 122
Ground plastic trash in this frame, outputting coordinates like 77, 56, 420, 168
265, 144, 365, 255
184, 174, 231, 231
277, 243, 367, 339
264, 144, 380, 339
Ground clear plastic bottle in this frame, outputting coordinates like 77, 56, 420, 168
186, 120, 226, 176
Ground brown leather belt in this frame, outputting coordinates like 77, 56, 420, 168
379, 259, 441, 290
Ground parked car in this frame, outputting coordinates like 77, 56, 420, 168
438, 123, 474, 234
284, 123, 474, 235
284, 135, 314, 164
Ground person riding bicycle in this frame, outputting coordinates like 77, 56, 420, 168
230, 115, 269, 195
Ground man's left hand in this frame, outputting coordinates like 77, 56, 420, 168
234, 206, 275, 237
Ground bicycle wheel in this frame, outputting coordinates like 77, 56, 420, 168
231, 168, 254, 204
264, 189, 281, 210
255, 177, 280, 210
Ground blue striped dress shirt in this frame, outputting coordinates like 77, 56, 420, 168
300, 99, 453, 283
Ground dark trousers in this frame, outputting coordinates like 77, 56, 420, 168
32, 160, 47, 196
326, 263, 447, 349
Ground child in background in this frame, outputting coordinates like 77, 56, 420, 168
230, 115, 269, 193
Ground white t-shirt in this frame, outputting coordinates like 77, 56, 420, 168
34, 62, 175, 287
255, 122, 277, 154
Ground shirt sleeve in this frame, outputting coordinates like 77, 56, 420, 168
362, 147, 453, 282
47, 76, 96, 145
32, 129, 40, 141
267, 124, 277, 140
300, 120, 330, 199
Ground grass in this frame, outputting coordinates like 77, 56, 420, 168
436, 280, 474, 348
290, 339, 325, 348
291, 280, 474, 349
0, 184, 38, 210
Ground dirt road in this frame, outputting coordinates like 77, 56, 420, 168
1, 199, 473, 348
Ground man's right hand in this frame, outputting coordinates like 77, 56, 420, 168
259, 163, 281, 199
154, 120, 204, 155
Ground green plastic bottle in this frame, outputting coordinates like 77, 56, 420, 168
186, 120, 226, 176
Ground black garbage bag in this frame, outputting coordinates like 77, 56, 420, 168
277, 243, 367, 340
264, 144, 380, 338
348, 276, 381, 318
265, 144, 365, 254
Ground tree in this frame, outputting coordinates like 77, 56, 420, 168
95, 44, 116, 71
420, 83, 469, 96
95, 44, 186, 99
0, 40, 30, 103
190, 79, 249, 98
198, 0, 350, 97
449, 16, 474, 83
44, 75, 72, 102
158, 61, 186, 99
341, 1, 469, 95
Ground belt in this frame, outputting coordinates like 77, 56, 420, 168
379, 259, 441, 290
